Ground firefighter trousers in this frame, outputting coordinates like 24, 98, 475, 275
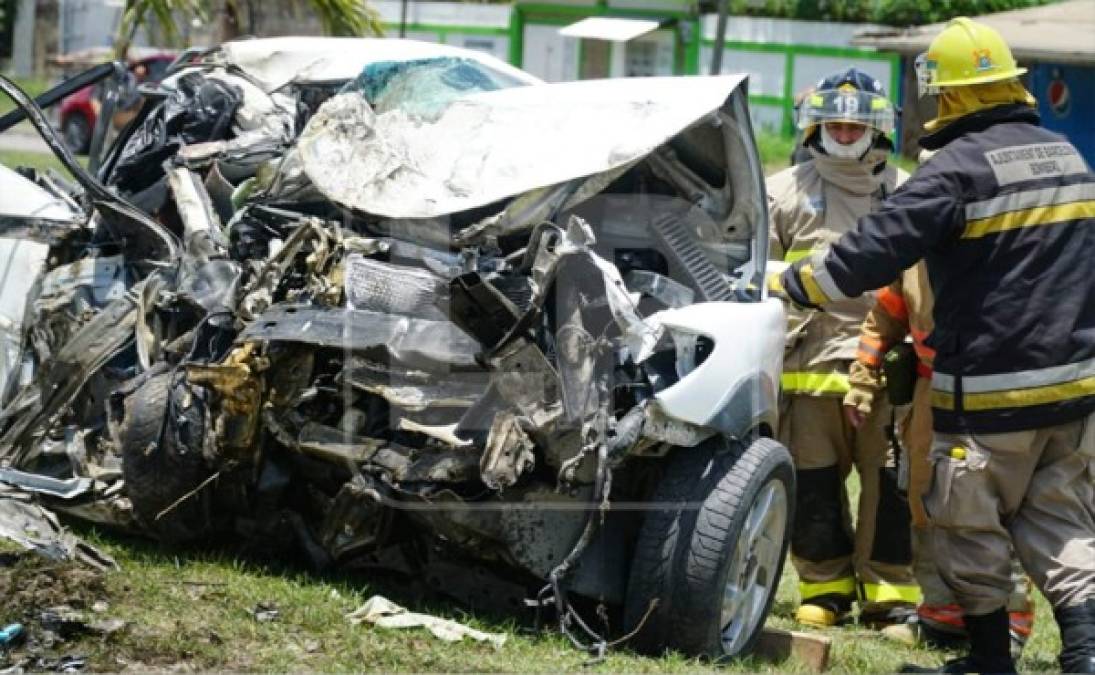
926, 415, 1095, 616
780, 394, 918, 607
903, 377, 1033, 615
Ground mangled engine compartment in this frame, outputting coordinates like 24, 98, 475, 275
0, 43, 781, 615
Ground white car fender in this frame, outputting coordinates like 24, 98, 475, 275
649, 299, 785, 436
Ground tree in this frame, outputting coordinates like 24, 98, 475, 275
0, 0, 17, 59
113, 0, 384, 60
721, 0, 1053, 25
218, 0, 385, 43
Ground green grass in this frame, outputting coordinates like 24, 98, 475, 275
0, 148, 87, 188
757, 132, 799, 175
0, 75, 52, 117
0, 489, 1062, 674
0, 148, 72, 174
1, 531, 707, 672
0, 74, 82, 182
769, 474, 1063, 673
890, 153, 919, 175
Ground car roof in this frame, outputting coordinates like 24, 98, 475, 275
213, 37, 542, 93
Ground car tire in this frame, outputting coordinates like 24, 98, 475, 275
118, 373, 216, 543
61, 114, 92, 155
624, 436, 794, 659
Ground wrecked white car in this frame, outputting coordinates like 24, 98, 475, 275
0, 38, 792, 659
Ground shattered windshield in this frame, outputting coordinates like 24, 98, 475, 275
349, 57, 530, 116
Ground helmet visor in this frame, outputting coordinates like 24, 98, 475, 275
798, 86, 896, 134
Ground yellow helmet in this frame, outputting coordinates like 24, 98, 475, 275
921, 17, 1026, 90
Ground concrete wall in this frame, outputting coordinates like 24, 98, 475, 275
520, 25, 677, 82
58, 0, 122, 55
372, 0, 511, 63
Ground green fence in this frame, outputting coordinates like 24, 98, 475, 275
382, 4, 901, 139
701, 39, 901, 135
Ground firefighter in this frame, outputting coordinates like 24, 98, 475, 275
780, 17, 1095, 674
767, 67, 919, 629
843, 264, 1035, 655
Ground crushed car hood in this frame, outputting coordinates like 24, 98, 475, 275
214, 37, 541, 93
298, 74, 750, 220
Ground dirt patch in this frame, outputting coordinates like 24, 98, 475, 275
0, 551, 115, 671
0, 553, 108, 616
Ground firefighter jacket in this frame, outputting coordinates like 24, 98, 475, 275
768, 146, 908, 397
782, 104, 1095, 433
845, 263, 935, 414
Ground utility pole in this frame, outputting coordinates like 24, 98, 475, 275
12, 0, 36, 77
710, 0, 729, 74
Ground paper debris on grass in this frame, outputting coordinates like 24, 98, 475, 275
346, 595, 506, 648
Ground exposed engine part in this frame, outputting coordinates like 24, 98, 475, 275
641, 402, 715, 449
340, 358, 487, 412
298, 422, 384, 463
344, 254, 449, 321
319, 476, 392, 561
237, 217, 332, 321
240, 305, 481, 372
624, 270, 694, 309
480, 413, 535, 490
448, 272, 524, 349
651, 212, 734, 302
397, 419, 473, 449
185, 342, 266, 455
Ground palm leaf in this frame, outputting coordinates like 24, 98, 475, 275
115, 0, 209, 57
309, 0, 385, 37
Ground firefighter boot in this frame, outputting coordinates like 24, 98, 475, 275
913, 605, 1034, 659
795, 593, 853, 628
1057, 599, 1095, 674
1006, 609, 1034, 660
917, 603, 968, 648
902, 608, 1015, 674
790, 465, 855, 628
940, 609, 1016, 674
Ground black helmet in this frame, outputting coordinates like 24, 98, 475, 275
799, 67, 896, 136
818, 67, 888, 98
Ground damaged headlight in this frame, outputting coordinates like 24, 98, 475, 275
632, 311, 714, 391
668, 328, 714, 379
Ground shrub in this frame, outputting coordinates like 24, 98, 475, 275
721, 0, 1055, 26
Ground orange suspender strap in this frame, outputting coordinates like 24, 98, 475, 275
856, 335, 886, 368
876, 286, 909, 323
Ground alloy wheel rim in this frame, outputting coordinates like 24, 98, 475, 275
720, 478, 788, 654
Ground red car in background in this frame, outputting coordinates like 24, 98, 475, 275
59, 53, 175, 154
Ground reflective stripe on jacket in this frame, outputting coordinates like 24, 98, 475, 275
784, 104, 1095, 433
767, 150, 907, 396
